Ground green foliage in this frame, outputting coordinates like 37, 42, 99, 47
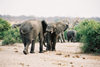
2, 28, 22, 45
0, 18, 11, 39
74, 20, 100, 53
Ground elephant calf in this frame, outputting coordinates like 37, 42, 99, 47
20, 20, 47, 54
67, 30, 76, 42
46, 22, 68, 51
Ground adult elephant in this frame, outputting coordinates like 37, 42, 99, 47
67, 30, 76, 42
46, 22, 68, 51
20, 20, 47, 54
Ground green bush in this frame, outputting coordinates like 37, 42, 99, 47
2, 28, 22, 45
0, 18, 11, 39
74, 20, 100, 53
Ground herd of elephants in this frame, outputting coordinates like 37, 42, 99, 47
12, 20, 76, 55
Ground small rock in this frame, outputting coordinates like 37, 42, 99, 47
19, 63, 24, 66
71, 65, 74, 67
68, 54, 70, 57
82, 57, 85, 59
72, 56, 75, 58
56, 52, 62, 55
58, 63, 61, 65
65, 55, 68, 57
14, 50, 18, 53
26, 64, 30, 67
70, 62, 73, 64
65, 54, 70, 57
76, 55, 80, 58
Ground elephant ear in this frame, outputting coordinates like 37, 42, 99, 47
41, 20, 48, 34
64, 24, 69, 31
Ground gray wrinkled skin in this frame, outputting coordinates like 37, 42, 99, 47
20, 20, 47, 55
46, 22, 68, 51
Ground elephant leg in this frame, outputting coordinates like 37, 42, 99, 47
43, 39, 47, 47
39, 40, 43, 53
46, 32, 52, 51
71, 37, 73, 42
30, 40, 35, 53
47, 41, 52, 51
23, 42, 30, 55
57, 36, 60, 42
47, 38, 52, 51
73, 36, 75, 42
52, 36, 57, 51
71, 38, 73, 42
71, 37, 74, 42
60, 35, 63, 43
39, 33, 44, 53
62, 33, 65, 42
68, 37, 70, 42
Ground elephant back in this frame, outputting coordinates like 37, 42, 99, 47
20, 20, 42, 35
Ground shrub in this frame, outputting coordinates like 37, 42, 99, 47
2, 28, 22, 45
0, 18, 11, 39
74, 20, 100, 53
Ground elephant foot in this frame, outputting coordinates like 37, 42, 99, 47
46, 49, 49, 51
39, 51, 44, 53
52, 49, 56, 51
23, 50, 28, 55
46, 48, 50, 51
30, 51, 35, 53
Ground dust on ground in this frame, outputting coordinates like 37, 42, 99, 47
0, 42, 100, 67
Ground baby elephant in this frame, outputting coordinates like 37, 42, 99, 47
67, 30, 76, 42
20, 20, 47, 54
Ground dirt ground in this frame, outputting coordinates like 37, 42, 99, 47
0, 42, 100, 67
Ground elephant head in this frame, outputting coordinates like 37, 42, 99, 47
46, 24, 57, 33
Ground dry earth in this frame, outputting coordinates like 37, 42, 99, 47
0, 42, 100, 67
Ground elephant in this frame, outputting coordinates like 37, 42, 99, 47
46, 22, 69, 51
67, 30, 76, 42
20, 20, 47, 54
12, 23, 21, 28
57, 32, 65, 43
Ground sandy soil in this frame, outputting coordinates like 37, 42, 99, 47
0, 42, 100, 67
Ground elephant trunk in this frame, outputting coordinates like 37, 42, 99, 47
21, 29, 28, 34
